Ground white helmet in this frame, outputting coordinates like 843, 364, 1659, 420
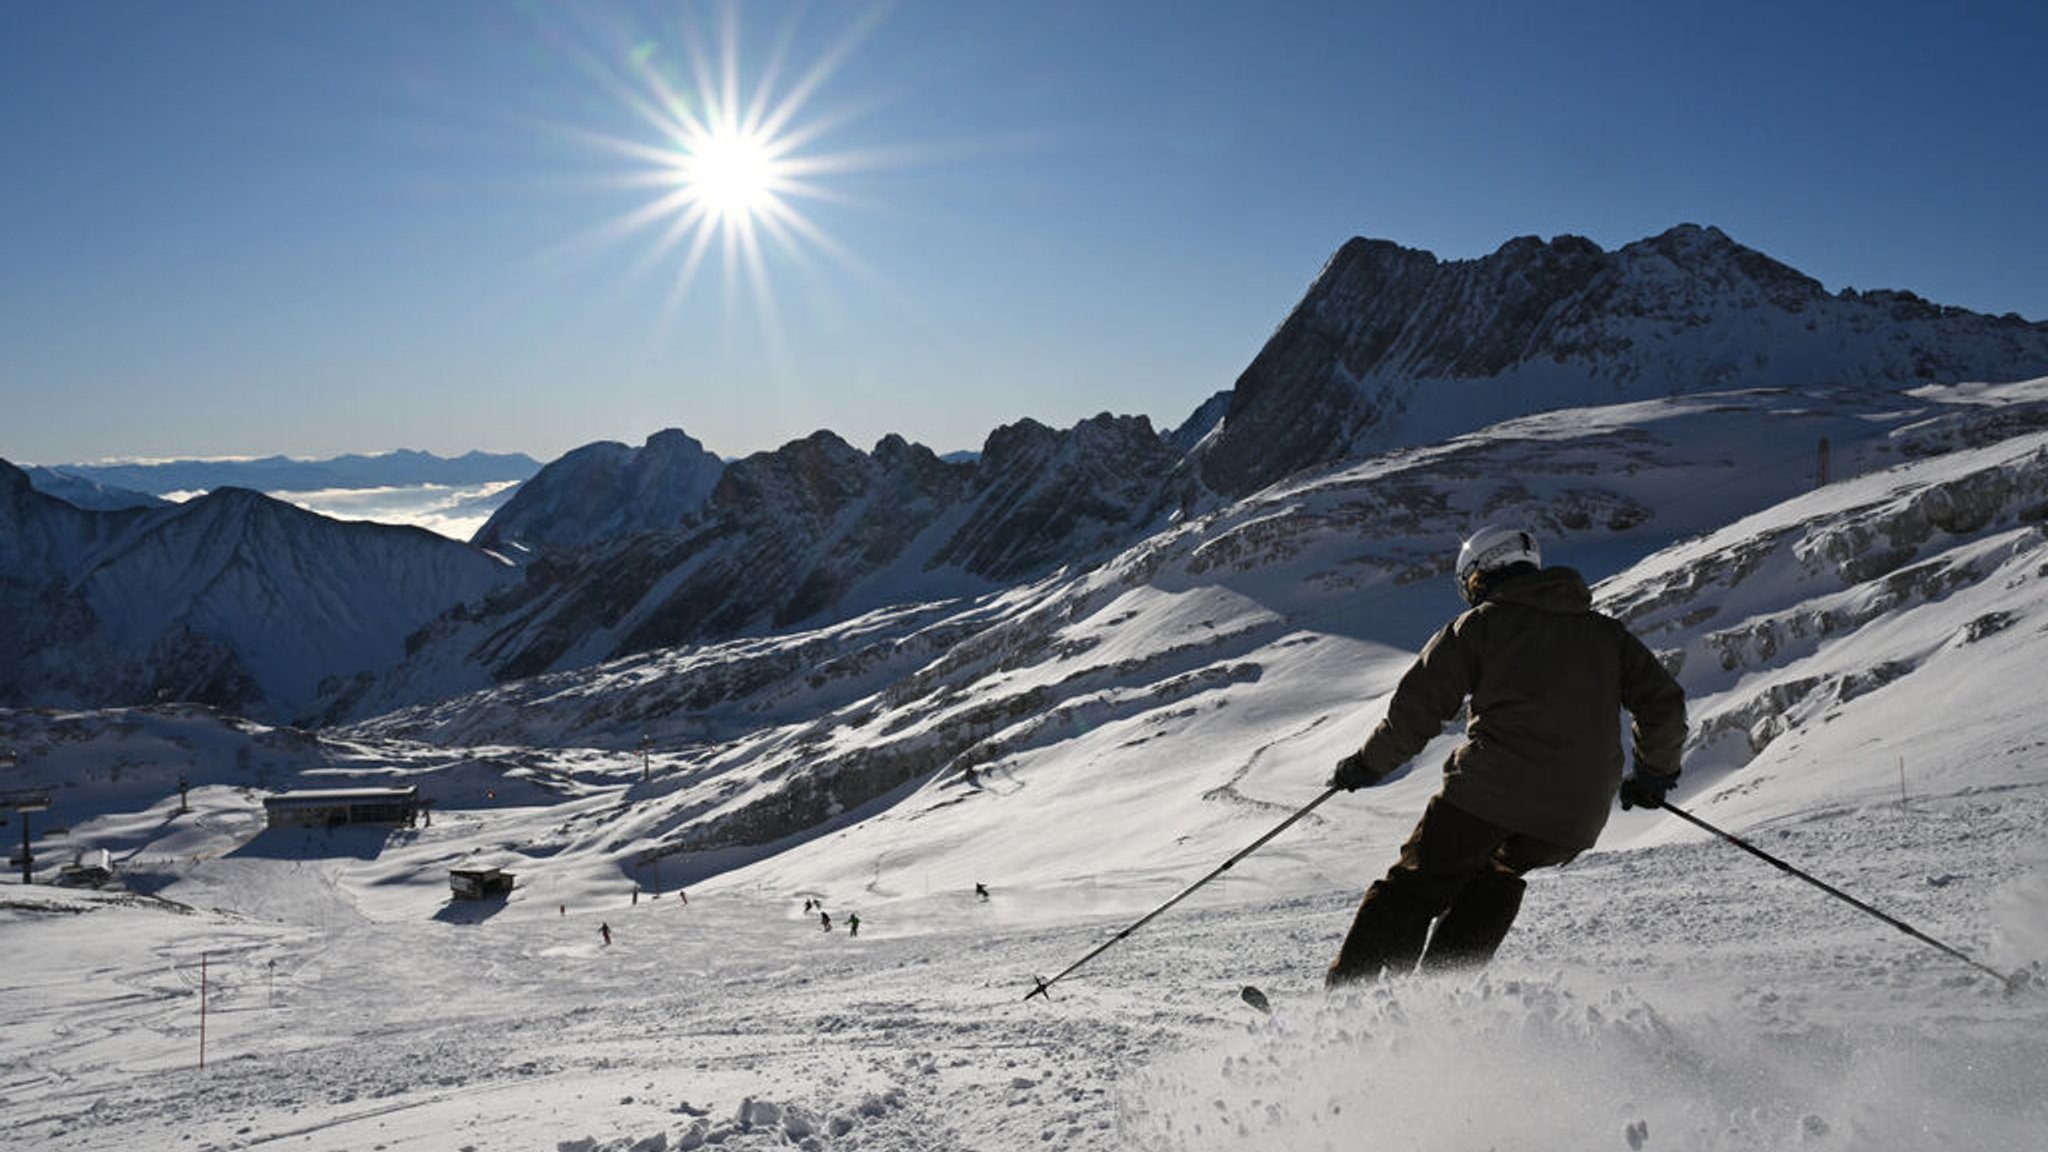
1456, 525, 1541, 604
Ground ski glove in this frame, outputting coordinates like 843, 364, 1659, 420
1618, 772, 1674, 811
1329, 750, 1376, 792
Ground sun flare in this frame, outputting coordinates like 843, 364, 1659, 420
553, 3, 897, 326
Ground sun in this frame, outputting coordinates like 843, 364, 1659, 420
678, 125, 782, 226
547, 2, 895, 324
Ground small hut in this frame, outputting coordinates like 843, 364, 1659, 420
449, 866, 516, 900
59, 848, 116, 887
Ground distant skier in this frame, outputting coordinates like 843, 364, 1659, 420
974, 882, 989, 901
599, 922, 612, 947
803, 898, 815, 913
678, 889, 687, 905
847, 913, 860, 937
1323, 526, 1687, 987
819, 910, 832, 931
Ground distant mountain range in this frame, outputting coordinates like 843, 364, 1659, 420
32, 448, 542, 502
19, 466, 174, 512
6, 223, 2048, 726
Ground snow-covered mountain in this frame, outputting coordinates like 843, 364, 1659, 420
1197, 224, 2048, 496
471, 428, 726, 559
12, 224, 2048, 739
328, 379, 2048, 865
0, 461, 515, 721
312, 226, 2048, 721
341, 414, 1193, 718
18, 385, 2048, 913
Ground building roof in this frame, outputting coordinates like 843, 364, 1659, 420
262, 786, 419, 806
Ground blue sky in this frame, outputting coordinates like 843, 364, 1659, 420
4, 0, 2044, 467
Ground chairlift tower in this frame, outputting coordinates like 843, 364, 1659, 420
3, 749, 52, 885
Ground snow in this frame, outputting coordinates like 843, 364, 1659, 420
8, 386, 2048, 1150
4, 780, 2042, 1151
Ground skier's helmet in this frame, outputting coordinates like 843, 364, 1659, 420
1455, 525, 1541, 604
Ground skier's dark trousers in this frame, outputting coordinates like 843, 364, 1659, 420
1325, 526, 1687, 987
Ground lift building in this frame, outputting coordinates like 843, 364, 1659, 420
262, 786, 421, 829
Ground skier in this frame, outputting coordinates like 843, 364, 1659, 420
847, 912, 860, 937
1323, 525, 1687, 987
599, 921, 612, 946
819, 910, 833, 931
975, 882, 989, 901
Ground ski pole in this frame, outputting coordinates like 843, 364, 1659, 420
1025, 786, 1340, 1002
1658, 799, 2026, 991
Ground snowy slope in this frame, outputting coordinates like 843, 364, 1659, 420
6, 381, 2047, 1151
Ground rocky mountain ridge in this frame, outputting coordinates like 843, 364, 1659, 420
328, 413, 1192, 719
1196, 224, 2048, 496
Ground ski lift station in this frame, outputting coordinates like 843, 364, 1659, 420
262, 786, 422, 830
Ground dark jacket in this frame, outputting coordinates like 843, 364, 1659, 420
1354, 566, 1687, 849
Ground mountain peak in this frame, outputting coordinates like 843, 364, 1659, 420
1197, 225, 2048, 497
472, 427, 725, 557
